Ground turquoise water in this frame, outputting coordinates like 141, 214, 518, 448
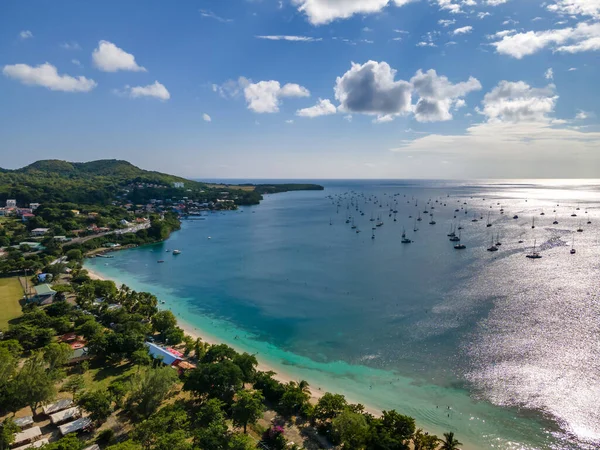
86, 180, 600, 449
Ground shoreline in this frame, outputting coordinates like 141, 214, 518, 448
85, 264, 476, 448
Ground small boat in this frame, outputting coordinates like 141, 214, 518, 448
487, 236, 498, 252
526, 240, 542, 259
486, 212, 492, 228
570, 235, 576, 254
513, 215, 518, 219
531, 217, 535, 229
173, 250, 181, 255
553, 215, 558, 225
429, 213, 436, 225
454, 231, 466, 249
157, 260, 165, 263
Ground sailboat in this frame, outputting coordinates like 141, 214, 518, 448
401, 228, 412, 244
570, 234, 576, 254
495, 232, 502, 246
553, 215, 558, 225
526, 240, 542, 259
413, 218, 418, 232
471, 213, 479, 223
370, 212, 375, 222
447, 224, 456, 237
454, 231, 466, 249
487, 236, 498, 252
417, 211, 422, 222
486, 212, 492, 227
429, 213, 436, 225
531, 217, 535, 229
351, 218, 357, 229
371, 230, 375, 240
329, 218, 332, 226
577, 221, 583, 232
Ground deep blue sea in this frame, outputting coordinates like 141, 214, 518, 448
86, 179, 600, 449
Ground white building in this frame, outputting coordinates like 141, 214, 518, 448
29, 203, 41, 210
6, 199, 17, 208
31, 228, 50, 237
173, 182, 184, 188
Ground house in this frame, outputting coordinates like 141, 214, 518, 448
37, 273, 53, 283
31, 284, 56, 304
67, 347, 91, 365
145, 342, 183, 366
54, 236, 70, 242
31, 228, 50, 237
6, 199, 16, 208
29, 203, 40, 210
58, 332, 87, 349
50, 407, 81, 425
173, 182, 184, 188
18, 242, 44, 251
14, 416, 34, 429
12, 427, 41, 447
58, 417, 92, 436
21, 213, 35, 222
42, 399, 73, 415
71, 210, 80, 216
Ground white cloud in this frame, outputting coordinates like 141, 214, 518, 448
545, 68, 554, 79
491, 22, 600, 58
2, 62, 96, 92
453, 26, 473, 35
344, 115, 353, 122
417, 41, 436, 47
92, 40, 146, 72
19, 30, 33, 40
292, 0, 414, 25
334, 60, 412, 117
203, 113, 212, 122
255, 35, 322, 42
486, 29, 516, 39
478, 12, 491, 18
61, 42, 81, 50
122, 81, 170, 100
481, 81, 557, 122
243, 80, 310, 113
199, 9, 233, 23
286, 119, 294, 124
411, 69, 481, 122
486, 0, 509, 5
71, 59, 82, 67
575, 110, 588, 119
454, 99, 467, 109
296, 98, 337, 117
436, 0, 463, 13
547, 0, 600, 18
568, 67, 578, 71
438, 19, 456, 27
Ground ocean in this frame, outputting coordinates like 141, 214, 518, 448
85, 179, 600, 449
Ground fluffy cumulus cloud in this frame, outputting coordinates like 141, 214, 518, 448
334, 61, 412, 118
92, 40, 146, 72
547, 0, 600, 18
480, 81, 558, 122
292, 0, 413, 25
243, 80, 310, 113
453, 26, 473, 35
492, 21, 600, 58
2, 63, 97, 92
296, 98, 337, 117
411, 69, 482, 122
203, 113, 212, 122
119, 81, 170, 100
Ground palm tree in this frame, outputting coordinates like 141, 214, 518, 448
298, 380, 310, 395
440, 432, 462, 450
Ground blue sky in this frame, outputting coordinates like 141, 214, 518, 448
1, 0, 599, 178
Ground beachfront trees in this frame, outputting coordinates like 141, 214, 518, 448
183, 360, 244, 404
151, 310, 177, 335
440, 432, 462, 450
78, 389, 113, 424
279, 381, 311, 417
332, 409, 369, 450
233, 352, 258, 382
163, 326, 185, 346
127, 366, 179, 419
313, 392, 348, 424
253, 371, 286, 404
413, 428, 441, 450
193, 337, 206, 360
202, 343, 237, 363
232, 389, 264, 433
131, 403, 190, 450
366, 410, 416, 450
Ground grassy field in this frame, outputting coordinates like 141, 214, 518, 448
0, 277, 24, 330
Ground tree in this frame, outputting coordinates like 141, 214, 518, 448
163, 327, 185, 346
65, 249, 83, 261
0, 348, 18, 390
40, 434, 83, 450
0, 418, 18, 450
233, 352, 258, 383
151, 310, 177, 334
108, 380, 129, 409
183, 360, 243, 404
332, 410, 369, 450
105, 442, 142, 450
202, 343, 237, 363
78, 389, 113, 424
193, 337, 206, 360
279, 382, 310, 417
313, 392, 348, 424
43, 342, 73, 371
6, 323, 54, 350
381, 410, 416, 444
413, 429, 440, 450
131, 348, 152, 371
228, 433, 256, 450
77, 319, 104, 341
440, 432, 462, 450
127, 366, 178, 418
13, 352, 56, 414
62, 375, 85, 399
182, 335, 195, 356
194, 420, 230, 450
131, 403, 190, 450
253, 371, 285, 404
232, 389, 264, 433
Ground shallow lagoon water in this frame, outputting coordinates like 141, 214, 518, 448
86, 180, 600, 449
